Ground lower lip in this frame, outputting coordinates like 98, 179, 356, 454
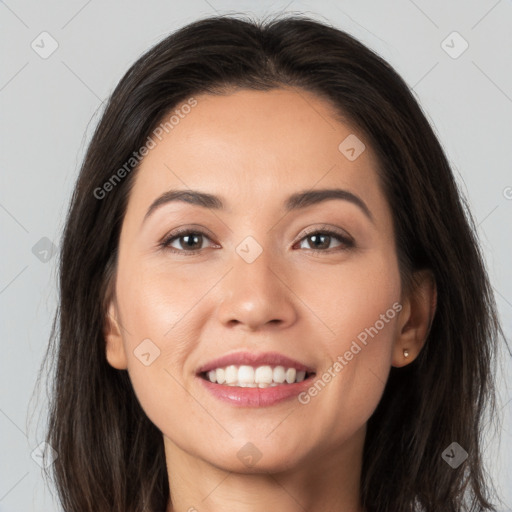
198, 376, 314, 407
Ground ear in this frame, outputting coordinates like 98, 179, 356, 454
104, 299, 128, 370
392, 269, 437, 368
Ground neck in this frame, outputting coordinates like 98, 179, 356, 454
164, 425, 366, 512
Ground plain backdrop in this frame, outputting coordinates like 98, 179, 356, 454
1, 1, 511, 511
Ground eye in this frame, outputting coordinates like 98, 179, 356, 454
159, 226, 354, 255
160, 228, 217, 254
295, 227, 354, 254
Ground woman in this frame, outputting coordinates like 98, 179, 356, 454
40, 13, 506, 512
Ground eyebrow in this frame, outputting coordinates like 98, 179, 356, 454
143, 188, 374, 223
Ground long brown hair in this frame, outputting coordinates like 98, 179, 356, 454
37, 13, 506, 512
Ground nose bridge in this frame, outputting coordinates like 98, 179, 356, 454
215, 234, 296, 329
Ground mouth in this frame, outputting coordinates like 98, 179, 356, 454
196, 351, 316, 407
199, 365, 315, 387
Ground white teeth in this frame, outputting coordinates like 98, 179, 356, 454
285, 368, 296, 384
204, 364, 310, 386
238, 365, 255, 384
255, 366, 273, 384
216, 368, 225, 384
272, 366, 286, 383
225, 365, 238, 384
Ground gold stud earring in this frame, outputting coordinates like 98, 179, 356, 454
403, 349, 409, 358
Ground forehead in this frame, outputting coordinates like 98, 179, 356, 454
129, 88, 387, 219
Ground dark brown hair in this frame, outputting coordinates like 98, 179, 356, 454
38, 13, 507, 512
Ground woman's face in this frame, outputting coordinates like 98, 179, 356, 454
106, 87, 406, 472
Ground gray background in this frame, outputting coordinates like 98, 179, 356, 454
1, 1, 511, 511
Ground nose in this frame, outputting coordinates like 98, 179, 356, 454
215, 245, 298, 332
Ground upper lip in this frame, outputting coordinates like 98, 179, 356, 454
197, 351, 315, 374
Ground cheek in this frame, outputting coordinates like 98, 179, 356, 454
293, 251, 401, 437
115, 256, 215, 371
296, 248, 402, 353
116, 263, 197, 336
112, 262, 206, 414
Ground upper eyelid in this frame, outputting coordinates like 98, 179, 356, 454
160, 224, 216, 243
299, 224, 353, 242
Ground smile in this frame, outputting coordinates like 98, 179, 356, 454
201, 365, 312, 387
196, 351, 316, 407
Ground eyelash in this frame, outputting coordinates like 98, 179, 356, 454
159, 226, 355, 256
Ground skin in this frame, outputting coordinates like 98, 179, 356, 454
105, 87, 437, 512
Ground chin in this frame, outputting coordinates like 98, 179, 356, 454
202, 437, 309, 475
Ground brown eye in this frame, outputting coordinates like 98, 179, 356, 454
296, 229, 354, 253
161, 230, 214, 253
305, 233, 332, 250
176, 232, 204, 250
